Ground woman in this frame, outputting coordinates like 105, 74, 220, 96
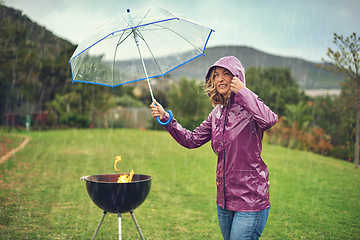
150, 56, 278, 239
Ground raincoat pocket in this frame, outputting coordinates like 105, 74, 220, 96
211, 139, 223, 155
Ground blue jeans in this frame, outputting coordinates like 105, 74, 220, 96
217, 205, 270, 240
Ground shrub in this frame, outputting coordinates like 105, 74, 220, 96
330, 143, 355, 162
267, 118, 333, 156
297, 127, 333, 156
59, 113, 89, 128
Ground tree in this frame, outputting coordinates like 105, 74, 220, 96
246, 67, 307, 116
167, 77, 211, 130
311, 95, 342, 145
46, 83, 114, 128
283, 101, 313, 130
326, 33, 360, 168
0, 4, 77, 119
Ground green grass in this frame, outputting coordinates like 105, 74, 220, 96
0, 128, 359, 239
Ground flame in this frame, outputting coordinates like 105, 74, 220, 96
114, 156, 134, 183
114, 156, 122, 171
117, 169, 134, 183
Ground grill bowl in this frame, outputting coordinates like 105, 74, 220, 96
82, 174, 151, 213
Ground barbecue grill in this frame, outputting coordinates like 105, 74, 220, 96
81, 173, 152, 240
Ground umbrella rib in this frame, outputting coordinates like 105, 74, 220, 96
133, 9, 152, 28
151, 22, 204, 54
120, 9, 151, 31
112, 31, 133, 85
135, 29, 165, 77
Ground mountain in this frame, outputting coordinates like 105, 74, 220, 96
169, 46, 344, 89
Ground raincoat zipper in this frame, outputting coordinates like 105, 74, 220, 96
222, 103, 230, 208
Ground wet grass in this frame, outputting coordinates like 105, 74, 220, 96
0, 128, 359, 239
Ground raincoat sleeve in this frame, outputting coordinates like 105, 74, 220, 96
161, 112, 212, 149
235, 88, 278, 131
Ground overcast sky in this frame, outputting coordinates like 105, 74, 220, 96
3, 0, 360, 63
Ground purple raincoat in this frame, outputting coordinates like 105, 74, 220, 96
161, 56, 278, 212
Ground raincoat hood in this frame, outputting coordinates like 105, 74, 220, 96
205, 56, 246, 86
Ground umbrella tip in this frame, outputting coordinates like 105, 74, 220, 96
127, 9, 130, 13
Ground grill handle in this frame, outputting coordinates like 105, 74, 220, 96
80, 176, 89, 181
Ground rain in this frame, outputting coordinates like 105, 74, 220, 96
1, 0, 360, 239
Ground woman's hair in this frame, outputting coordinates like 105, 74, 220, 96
205, 67, 232, 107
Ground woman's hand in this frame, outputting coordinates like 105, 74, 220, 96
230, 77, 245, 94
150, 100, 166, 120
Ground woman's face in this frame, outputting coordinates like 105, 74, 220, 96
214, 67, 233, 96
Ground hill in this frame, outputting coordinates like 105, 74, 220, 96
170, 46, 344, 89
0, 5, 73, 59
0, 4, 76, 117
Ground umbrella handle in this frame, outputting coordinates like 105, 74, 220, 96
157, 110, 173, 126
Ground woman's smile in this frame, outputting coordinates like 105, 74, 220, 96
214, 67, 233, 96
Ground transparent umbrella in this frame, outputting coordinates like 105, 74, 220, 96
69, 7, 214, 125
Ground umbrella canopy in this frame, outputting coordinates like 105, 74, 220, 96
69, 7, 214, 88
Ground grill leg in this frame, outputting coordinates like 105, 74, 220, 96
118, 213, 122, 240
130, 211, 145, 240
92, 211, 107, 240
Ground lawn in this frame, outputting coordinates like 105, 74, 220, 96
0, 128, 359, 239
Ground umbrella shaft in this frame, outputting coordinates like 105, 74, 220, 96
133, 30, 155, 102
